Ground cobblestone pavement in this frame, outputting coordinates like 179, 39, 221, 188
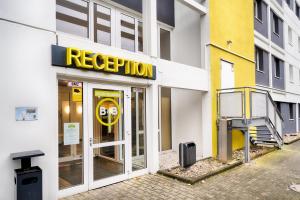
62, 141, 300, 200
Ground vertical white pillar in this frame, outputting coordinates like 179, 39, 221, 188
201, 91, 212, 158
143, 0, 158, 57
147, 83, 159, 173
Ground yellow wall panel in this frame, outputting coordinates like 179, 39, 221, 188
209, 0, 255, 157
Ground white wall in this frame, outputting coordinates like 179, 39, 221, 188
171, 0, 202, 68
283, 1, 300, 95
0, 21, 57, 200
171, 88, 203, 159
0, 0, 56, 31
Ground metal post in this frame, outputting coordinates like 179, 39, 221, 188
244, 129, 250, 163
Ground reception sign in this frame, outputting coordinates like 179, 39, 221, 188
51, 45, 156, 80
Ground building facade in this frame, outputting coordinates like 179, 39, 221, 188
254, 0, 300, 134
0, 0, 297, 199
0, 0, 211, 199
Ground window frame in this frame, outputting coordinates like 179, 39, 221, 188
274, 56, 281, 78
254, 0, 263, 22
255, 47, 264, 72
157, 22, 173, 61
272, 12, 280, 36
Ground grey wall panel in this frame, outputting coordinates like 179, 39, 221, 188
255, 47, 269, 86
111, 0, 142, 12
276, 0, 283, 6
271, 10, 284, 48
157, 0, 175, 27
111, 0, 175, 27
272, 56, 285, 90
254, 1, 268, 38
286, 0, 294, 10
279, 102, 297, 134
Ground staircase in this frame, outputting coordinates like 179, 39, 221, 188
217, 87, 284, 161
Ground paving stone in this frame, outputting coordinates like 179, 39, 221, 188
61, 141, 300, 200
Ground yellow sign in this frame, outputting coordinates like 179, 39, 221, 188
94, 90, 121, 98
95, 98, 121, 126
72, 87, 82, 102
66, 47, 154, 79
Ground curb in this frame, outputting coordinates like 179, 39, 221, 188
284, 137, 300, 145
158, 148, 278, 185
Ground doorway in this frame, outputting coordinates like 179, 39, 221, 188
58, 80, 147, 197
221, 60, 234, 89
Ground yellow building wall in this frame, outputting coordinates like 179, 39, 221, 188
209, 0, 256, 157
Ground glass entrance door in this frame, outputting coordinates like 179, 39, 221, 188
88, 84, 130, 189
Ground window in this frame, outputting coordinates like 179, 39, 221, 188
289, 65, 294, 83
276, 102, 281, 113
273, 13, 280, 35
296, 3, 300, 19
254, 0, 263, 21
94, 4, 112, 46
138, 21, 143, 52
58, 80, 84, 190
288, 26, 293, 45
274, 57, 281, 78
121, 14, 136, 52
289, 103, 294, 120
56, 1, 144, 53
255, 47, 264, 72
159, 28, 171, 60
56, 0, 89, 38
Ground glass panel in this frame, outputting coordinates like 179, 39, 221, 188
94, 4, 111, 45
219, 92, 243, 118
251, 92, 267, 118
131, 88, 146, 171
93, 145, 125, 181
93, 89, 124, 143
160, 28, 171, 60
138, 21, 143, 52
58, 80, 83, 190
121, 14, 135, 52
56, 0, 89, 38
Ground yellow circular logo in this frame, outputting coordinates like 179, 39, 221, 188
95, 98, 121, 126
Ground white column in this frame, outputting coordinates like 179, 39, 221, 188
201, 91, 212, 158
147, 83, 159, 173
142, 0, 158, 57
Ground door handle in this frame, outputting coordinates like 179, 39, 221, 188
89, 138, 93, 147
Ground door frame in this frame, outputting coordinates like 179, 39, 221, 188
58, 81, 150, 198
87, 83, 131, 190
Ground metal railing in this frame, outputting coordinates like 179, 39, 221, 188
217, 87, 284, 139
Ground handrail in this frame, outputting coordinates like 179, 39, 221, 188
267, 118, 283, 141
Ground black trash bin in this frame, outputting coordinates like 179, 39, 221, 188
179, 142, 196, 168
11, 150, 45, 200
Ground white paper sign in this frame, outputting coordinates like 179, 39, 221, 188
64, 123, 80, 145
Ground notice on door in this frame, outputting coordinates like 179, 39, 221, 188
64, 123, 80, 145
